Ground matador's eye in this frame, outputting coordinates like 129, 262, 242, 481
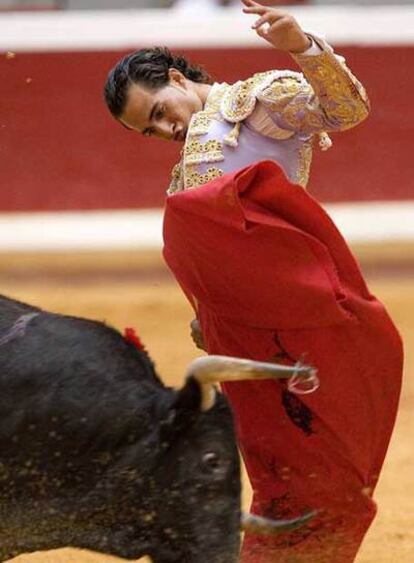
155, 106, 165, 120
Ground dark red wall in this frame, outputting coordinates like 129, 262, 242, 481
1, 45, 413, 211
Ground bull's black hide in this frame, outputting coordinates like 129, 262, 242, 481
0, 295, 241, 562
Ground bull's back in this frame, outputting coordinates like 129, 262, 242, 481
0, 294, 165, 473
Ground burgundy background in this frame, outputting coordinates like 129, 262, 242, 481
1, 45, 413, 211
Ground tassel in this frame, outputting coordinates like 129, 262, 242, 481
319, 132, 333, 151
224, 122, 241, 148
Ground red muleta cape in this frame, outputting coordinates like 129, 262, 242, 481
163, 160, 403, 561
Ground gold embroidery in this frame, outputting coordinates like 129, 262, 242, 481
178, 85, 231, 191
184, 138, 224, 165
190, 112, 212, 136
221, 71, 279, 123
204, 82, 231, 115
185, 166, 224, 189
167, 85, 230, 194
292, 49, 370, 131
259, 77, 306, 110
190, 84, 229, 136
167, 161, 184, 195
296, 140, 313, 188
221, 79, 256, 122
259, 77, 328, 134
189, 84, 230, 135
187, 82, 230, 137
261, 76, 305, 99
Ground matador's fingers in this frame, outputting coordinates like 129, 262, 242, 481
252, 13, 275, 30
243, 6, 267, 16
267, 17, 296, 36
256, 26, 269, 39
190, 319, 206, 352
240, 0, 263, 8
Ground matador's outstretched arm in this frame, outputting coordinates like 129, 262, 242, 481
242, 0, 370, 134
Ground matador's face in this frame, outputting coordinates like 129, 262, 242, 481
119, 69, 206, 142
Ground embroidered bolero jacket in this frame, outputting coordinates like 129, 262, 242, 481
167, 35, 370, 194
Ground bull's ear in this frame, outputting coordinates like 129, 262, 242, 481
161, 377, 202, 437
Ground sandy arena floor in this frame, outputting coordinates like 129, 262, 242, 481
1, 251, 413, 563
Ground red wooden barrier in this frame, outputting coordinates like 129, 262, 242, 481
1, 45, 413, 211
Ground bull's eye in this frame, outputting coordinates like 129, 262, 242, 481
201, 451, 221, 471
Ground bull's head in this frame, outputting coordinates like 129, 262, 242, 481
0, 302, 317, 563
139, 356, 317, 563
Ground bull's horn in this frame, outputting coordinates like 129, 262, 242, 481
241, 510, 317, 535
186, 356, 315, 411
186, 356, 314, 384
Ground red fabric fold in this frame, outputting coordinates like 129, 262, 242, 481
164, 160, 361, 331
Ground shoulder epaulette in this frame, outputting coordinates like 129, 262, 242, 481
220, 70, 305, 123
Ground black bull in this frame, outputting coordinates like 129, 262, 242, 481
0, 295, 315, 562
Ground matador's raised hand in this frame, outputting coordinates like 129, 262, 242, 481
241, 0, 312, 54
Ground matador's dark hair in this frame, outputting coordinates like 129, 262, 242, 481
104, 47, 212, 118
